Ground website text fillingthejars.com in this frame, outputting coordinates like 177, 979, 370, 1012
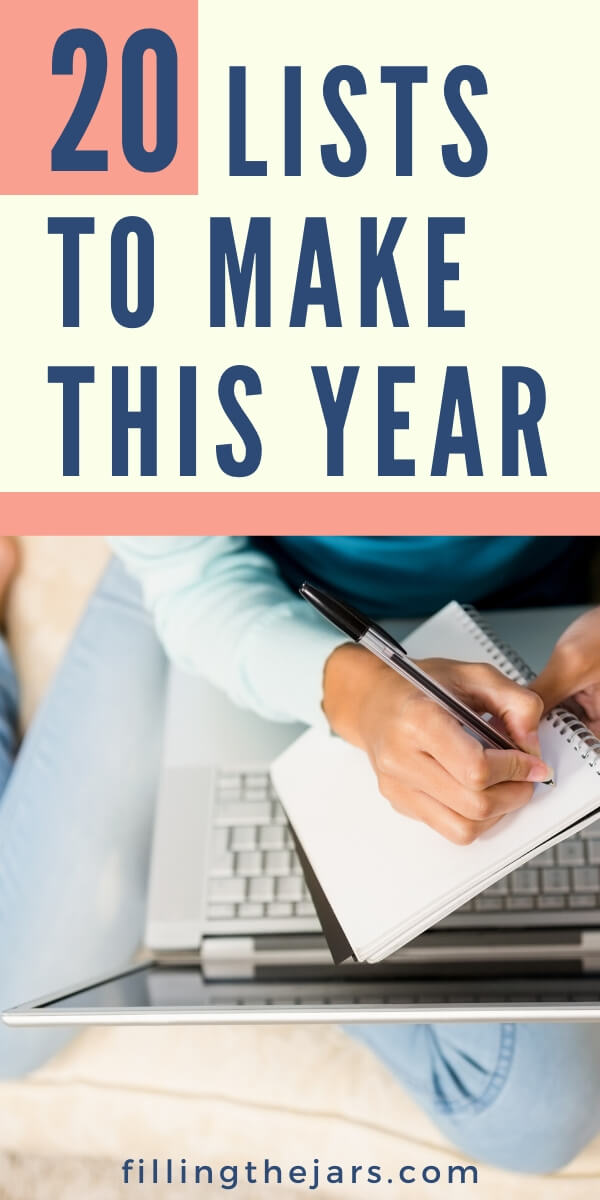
119, 1156, 479, 1188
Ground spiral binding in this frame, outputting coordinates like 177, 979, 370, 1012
458, 603, 600, 776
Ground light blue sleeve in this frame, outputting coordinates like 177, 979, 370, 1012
110, 537, 344, 726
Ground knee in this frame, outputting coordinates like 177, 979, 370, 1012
479, 1105, 592, 1175
346, 1022, 600, 1174
447, 1023, 600, 1174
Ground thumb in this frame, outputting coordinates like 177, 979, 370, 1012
532, 646, 583, 714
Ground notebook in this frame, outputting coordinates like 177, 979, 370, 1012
271, 602, 600, 963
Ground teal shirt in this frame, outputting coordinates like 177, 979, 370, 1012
113, 535, 586, 727
259, 536, 577, 616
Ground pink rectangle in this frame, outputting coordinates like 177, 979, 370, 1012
0, 0, 197, 194
0, 494, 597, 535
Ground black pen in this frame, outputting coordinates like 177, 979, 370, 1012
300, 581, 553, 775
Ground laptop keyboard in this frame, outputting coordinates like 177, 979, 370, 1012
205, 768, 600, 935
207, 769, 320, 931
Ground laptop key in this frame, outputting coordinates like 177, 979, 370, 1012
244, 786, 270, 801
231, 826, 257, 852
208, 877, 246, 903
248, 876, 275, 903
510, 868, 539, 894
267, 902, 294, 918
556, 840, 585, 866
237, 903, 265, 919
258, 825, 285, 850
573, 867, 600, 892
474, 897, 503, 911
276, 875, 304, 902
219, 770, 243, 785
531, 848, 556, 867
265, 850, 291, 876
210, 852, 235, 878
537, 895, 566, 909
217, 784, 243, 801
569, 894, 598, 909
207, 903, 236, 920
214, 801, 271, 826
505, 896, 535, 910
296, 900, 317, 917
541, 868, 570, 893
485, 879, 509, 896
236, 850, 262, 876
586, 841, 600, 865
211, 827, 230, 854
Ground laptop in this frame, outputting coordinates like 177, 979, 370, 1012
6, 605, 600, 1027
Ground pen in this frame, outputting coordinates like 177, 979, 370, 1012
300, 580, 553, 776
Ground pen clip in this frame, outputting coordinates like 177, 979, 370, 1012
369, 622, 406, 655
300, 581, 406, 653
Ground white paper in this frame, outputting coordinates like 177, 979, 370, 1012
271, 604, 600, 961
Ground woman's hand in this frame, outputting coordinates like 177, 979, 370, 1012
533, 607, 600, 733
323, 645, 552, 844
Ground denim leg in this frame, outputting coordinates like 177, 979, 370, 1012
0, 635, 18, 796
348, 1021, 600, 1172
0, 558, 167, 1078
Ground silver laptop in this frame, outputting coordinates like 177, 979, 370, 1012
6, 606, 600, 1026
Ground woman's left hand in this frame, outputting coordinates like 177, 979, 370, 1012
533, 607, 600, 733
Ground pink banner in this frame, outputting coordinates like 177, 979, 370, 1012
0, 0, 198, 194
0, 493, 597, 534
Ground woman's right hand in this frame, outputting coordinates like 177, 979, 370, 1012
322, 644, 553, 844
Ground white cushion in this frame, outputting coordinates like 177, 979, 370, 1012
1, 1023, 600, 1196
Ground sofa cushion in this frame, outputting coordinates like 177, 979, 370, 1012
3, 1022, 600, 1198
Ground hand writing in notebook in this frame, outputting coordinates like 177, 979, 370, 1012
323, 645, 552, 846
533, 607, 600, 734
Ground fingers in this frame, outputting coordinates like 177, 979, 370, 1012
532, 658, 573, 714
415, 752, 535, 821
571, 686, 600, 734
369, 659, 553, 844
378, 781, 503, 845
381, 748, 534, 823
576, 685, 600, 720
398, 694, 551, 789
532, 622, 599, 713
450, 661, 544, 757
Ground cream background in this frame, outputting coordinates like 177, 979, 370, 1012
0, 0, 597, 492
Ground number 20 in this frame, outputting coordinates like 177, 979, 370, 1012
51, 27, 178, 173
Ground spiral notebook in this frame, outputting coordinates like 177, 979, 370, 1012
271, 602, 600, 963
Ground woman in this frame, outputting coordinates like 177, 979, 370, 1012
116, 536, 600, 844
2, 533, 600, 1173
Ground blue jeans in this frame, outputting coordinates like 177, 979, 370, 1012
2, 559, 600, 1173
0, 559, 167, 1076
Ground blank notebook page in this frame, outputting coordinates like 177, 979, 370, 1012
271, 602, 600, 961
